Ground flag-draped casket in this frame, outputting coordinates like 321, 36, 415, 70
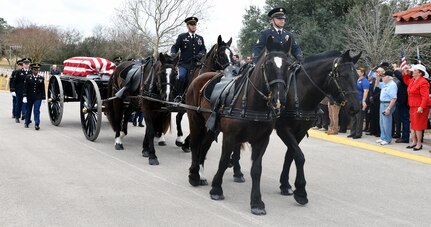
63, 57, 115, 77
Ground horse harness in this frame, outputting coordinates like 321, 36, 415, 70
282, 58, 358, 121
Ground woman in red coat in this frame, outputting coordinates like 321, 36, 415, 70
402, 64, 430, 150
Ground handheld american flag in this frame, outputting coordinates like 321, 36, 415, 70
400, 50, 406, 69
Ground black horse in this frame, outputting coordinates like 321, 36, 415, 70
172, 35, 233, 152
229, 50, 362, 205
186, 36, 291, 215
106, 53, 178, 165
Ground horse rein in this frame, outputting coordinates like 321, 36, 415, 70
299, 58, 358, 106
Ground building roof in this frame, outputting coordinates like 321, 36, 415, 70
393, 3, 431, 22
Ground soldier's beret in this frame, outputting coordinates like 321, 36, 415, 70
113, 56, 122, 62
268, 7, 287, 19
22, 58, 32, 64
30, 63, 41, 69
184, 17, 198, 24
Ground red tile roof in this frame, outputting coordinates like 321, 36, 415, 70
393, 3, 431, 22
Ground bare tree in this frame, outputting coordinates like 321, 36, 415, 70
114, 0, 209, 56
4, 24, 61, 63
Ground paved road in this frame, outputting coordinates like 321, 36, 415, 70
0, 92, 430, 226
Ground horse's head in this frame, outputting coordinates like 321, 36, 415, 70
258, 36, 291, 114
327, 50, 362, 115
206, 35, 233, 70
157, 53, 179, 101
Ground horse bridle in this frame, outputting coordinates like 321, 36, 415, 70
200, 44, 233, 71
247, 51, 288, 115
300, 58, 358, 106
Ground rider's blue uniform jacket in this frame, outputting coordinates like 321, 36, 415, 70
171, 32, 207, 69
252, 27, 304, 64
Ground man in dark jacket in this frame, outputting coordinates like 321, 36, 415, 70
170, 16, 206, 101
23, 63, 46, 130
252, 7, 304, 64
393, 67, 409, 143
10, 59, 23, 118
10, 58, 32, 123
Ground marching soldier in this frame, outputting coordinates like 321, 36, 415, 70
252, 7, 304, 64
170, 16, 206, 101
10, 58, 32, 123
23, 63, 46, 130
10, 59, 23, 118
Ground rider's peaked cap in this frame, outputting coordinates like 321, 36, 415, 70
113, 56, 122, 61
22, 58, 32, 64
268, 7, 287, 19
184, 17, 198, 24
16, 59, 23, 65
30, 63, 41, 69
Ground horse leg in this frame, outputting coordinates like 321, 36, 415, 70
209, 136, 235, 201
249, 135, 270, 215
142, 113, 159, 165
231, 144, 245, 183
181, 135, 191, 153
113, 101, 125, 150
277, 127, 307, 204
175, 112, 184, 146
196, 132, 215, 186
142, 133, 150, 157
188, 113, 207, 186
156, 133, 167, 146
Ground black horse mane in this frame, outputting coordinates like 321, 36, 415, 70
303, 50, 340, 64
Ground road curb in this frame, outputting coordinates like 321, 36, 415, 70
308, 130, 431, 165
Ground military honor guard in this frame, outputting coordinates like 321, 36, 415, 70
23, 63, 46, 130
252, 7, 304, 64
170, 16, 206, 101
10, 57, 32, 123
10, 59, 23, 118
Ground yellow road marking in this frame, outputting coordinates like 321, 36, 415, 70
308, 130, 431, 165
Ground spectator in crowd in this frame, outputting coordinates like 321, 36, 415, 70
375, 70, 398, 145
367, 67, 382, 137
232, 54, 241, 67
312, 97, 329, 131
23, 63, 46, 130
50, 64, 61, 76
402, 64, 430, 151
393, 64, 410, 143
348, 66, 369, 139
327, 98, 340, 135
245, 56, 252, 64
11, 58, 32, 123
10, 59, 23, 118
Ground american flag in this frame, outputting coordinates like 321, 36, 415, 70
63, 57, 116, 77
400, 50, 407, 69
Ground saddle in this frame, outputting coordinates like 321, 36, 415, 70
115, 58, 151, 99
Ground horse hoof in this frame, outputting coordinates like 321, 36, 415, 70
294, 194, 308, 205
251, 208, 267, 215
280, 187, 294, 196
142, 150, 149, 157
210, 194, 224, 200
149, 158, 159, 165
199, 179, 208, 185
175, 141, 184, 147
182, 146, 190, 153
158, 141, 166, 146
233, 176, 245, 183
189, 178, 200, 187
115, 143, 124, 150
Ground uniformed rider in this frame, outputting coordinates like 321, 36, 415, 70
23, 63, 46, 130
170, 16, 206, 102
252, 7, 304, 64
10, 58, 32, 123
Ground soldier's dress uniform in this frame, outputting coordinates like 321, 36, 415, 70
10, 58, 32, 123
170, 17, 206, 100
252, 7, 304, 64
23, 63, 46, 130
9, 59, 23, 118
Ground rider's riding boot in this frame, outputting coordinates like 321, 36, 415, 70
171, 80, 185, 103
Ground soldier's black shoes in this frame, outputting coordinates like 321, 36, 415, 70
21, 115, 25, 120
15, 118, 20, 123
35, 125, 40, 130
24, 124, 29, 128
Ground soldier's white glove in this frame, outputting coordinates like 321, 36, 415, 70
23, 97, 27, 103
11, 92, 16, 97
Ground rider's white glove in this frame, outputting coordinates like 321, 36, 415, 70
11, 92, 16, 97
23, 97, 27, 103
